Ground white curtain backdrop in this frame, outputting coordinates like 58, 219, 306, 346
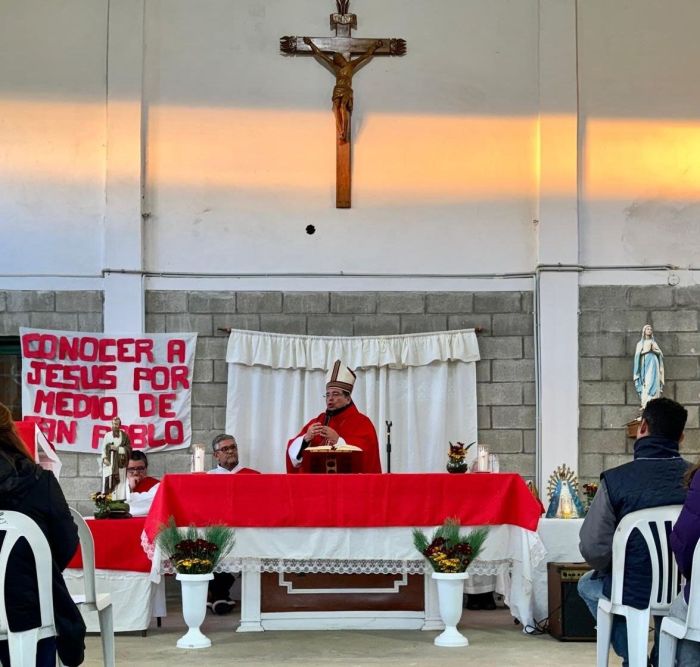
225, 329, 480, 473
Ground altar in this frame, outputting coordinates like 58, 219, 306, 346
143, 472, 545, 631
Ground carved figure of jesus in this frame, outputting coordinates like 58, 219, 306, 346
303, 36, 383, 143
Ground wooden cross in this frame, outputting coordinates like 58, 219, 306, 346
281, 0, 406, 208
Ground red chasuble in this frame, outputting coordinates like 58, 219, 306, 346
286, 403, 381, 474
132, 476, 160, 493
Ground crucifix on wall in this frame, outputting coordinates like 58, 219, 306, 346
281, 0, 406, 208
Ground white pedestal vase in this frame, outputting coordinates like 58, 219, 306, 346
432, 572, 469, 647
176, 572, 214, 649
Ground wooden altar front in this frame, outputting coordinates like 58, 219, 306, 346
261, 572, 424, 613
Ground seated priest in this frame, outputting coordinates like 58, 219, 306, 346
208, 434, 259, 475
126, 450, 160, 517
286, 360, 382, 473
206, 433, 260, 614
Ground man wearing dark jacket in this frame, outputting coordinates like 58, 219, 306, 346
578, 397, 691, 667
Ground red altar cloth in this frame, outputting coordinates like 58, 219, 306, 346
68, 517, 151, 573
144, 472, 541, 543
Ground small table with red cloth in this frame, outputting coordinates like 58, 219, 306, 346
15, 420, 62, 478
143, 472, 545, 632
63, 517, 166, 633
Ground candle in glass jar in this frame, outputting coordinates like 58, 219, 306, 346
477, 445, 489, 472
191, 444, 206, 472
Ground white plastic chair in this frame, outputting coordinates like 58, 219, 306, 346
68, 508, 115, 667
658, 539, 700, 667
597, 505, 683, 667
0, 510, 59, 666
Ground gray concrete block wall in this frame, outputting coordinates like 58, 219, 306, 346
0, 290, 104, 514
472, 292, 535, 477
146, 290, 536, 479
0, 290, 103, 335
579, 285, 700, 483
0, 288, 537, 512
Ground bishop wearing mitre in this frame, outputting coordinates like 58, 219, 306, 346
286, 360, 381, 474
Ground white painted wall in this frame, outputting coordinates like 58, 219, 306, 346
578, 0, 700, 268
0, 0, 107, 277
2, 1, 699, 281
142, 0, 539, 275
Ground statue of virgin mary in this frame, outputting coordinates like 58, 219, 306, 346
633, 324, 664, 408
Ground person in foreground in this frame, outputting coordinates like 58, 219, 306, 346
667, 459, 700, 665
207, 433, 260, 614
126, 450, 160, 517
286, 360, 381, 474
0, 403, 85, 667
578, 397, 691, 667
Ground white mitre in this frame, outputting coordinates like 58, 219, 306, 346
326, 360, 356, 393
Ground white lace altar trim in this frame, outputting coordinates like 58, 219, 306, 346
156, 557, 512, 576
141, 531, 156, 561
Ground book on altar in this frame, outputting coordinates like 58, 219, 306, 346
301, 443, 363, 473
305, 443, 362, 453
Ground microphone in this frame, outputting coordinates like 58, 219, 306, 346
386, 420, 392, 473
322, 412, 333, 446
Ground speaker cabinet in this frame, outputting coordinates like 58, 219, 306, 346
547, 562, 597, 641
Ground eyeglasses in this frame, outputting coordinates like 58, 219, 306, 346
324, 392, 345, 399
215, 445, 237, 454
126, 466, 146, 474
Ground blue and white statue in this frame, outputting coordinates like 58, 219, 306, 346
545, 464, 586, 519
633, 324, 664, 408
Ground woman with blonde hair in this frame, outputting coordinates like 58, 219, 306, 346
0, 403, 85, 666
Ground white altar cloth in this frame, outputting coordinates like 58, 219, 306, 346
532, 518, 584, 624
64, 569, 166, 633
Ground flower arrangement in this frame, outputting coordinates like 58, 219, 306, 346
582, 482, 598, 499
448, 441, 475, 463
91, 491, 111, 519
582, 482, 599, 510
156, 518, 236, 574
91, 491, 111, 508
90, 491, 130, 519
446, 441, 475, 473
413, 518, 488, 573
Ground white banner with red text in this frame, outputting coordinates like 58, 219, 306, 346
20, 328, 197, 453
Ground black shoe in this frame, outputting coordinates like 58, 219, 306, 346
466, 593, 497, 610
212, 599, 235, 615
480, 593, 497, 610
465, 595, 481, 610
